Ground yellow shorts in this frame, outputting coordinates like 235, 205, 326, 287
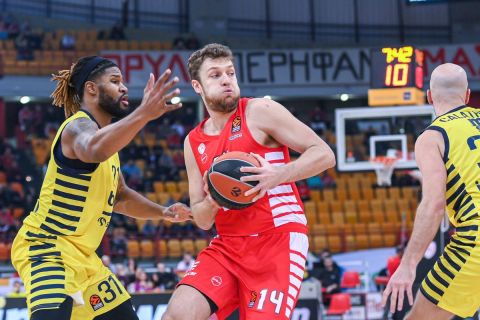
420, 225, 480, 318
11, 227, 131, 319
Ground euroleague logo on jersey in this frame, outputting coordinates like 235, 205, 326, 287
90, 294, 105, 311
229, 116, 243, 141
231, 116, 241, 133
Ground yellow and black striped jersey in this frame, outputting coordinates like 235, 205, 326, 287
427, 105, 480, 228
22, 110, 120, 255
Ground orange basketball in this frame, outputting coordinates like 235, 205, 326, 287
207, 151, 261, 209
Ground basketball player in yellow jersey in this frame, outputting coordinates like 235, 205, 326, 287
11, 56, 192, 320
382, 63, 480, 319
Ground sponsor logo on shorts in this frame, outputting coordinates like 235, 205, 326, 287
211, 276, 222, 287
248, 291, 257, 308
90, 294, 105, 311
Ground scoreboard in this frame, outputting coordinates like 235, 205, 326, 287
368, 46, 425, 106
370, 46, 423, 89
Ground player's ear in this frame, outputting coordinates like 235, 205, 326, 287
191, 80, 202, 95
427, 89, 433, 105
85, 81, 97, 96
465, 88, 471, 105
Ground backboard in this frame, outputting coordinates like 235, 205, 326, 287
335, 105, 436, 171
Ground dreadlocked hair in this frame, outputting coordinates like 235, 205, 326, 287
51, 56, 117, 118
51, 63, 80, 118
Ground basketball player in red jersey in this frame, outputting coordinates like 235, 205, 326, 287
162, 44, 335, 320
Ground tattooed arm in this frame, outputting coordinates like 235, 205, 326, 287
62, 69, 182, 163
61, 115, 151, 163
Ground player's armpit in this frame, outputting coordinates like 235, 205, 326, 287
113, 171, 128, 206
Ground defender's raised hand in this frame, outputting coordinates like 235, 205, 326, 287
138, 69, 182, 121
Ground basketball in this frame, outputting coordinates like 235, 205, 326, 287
207, 151, 261, 210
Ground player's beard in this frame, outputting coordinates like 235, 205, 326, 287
98, 89, 131, 119
204, 91, 239, 114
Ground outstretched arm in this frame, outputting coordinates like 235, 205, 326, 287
62, 70, 181, 163
382, 129, 446, 312
113, 171, 192, 222
241, 98, 336, 201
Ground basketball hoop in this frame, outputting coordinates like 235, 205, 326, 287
371, 156, 397, 187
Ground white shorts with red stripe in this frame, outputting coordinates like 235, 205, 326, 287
179, 231, 309, 319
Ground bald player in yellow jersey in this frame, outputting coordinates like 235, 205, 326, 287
382, 63, 480, 319
11, 56, 192, 320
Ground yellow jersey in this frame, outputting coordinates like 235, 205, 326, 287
22, 110, 120, 255
420, 106, 480, 318
428, 105, 480, 228
11, 110, 131, 318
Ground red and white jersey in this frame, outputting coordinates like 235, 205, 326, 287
188, 98, 307, 236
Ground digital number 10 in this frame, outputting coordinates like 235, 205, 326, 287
385, 63, 409, 87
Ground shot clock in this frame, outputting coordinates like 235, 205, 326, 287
368, 46, 425, 106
